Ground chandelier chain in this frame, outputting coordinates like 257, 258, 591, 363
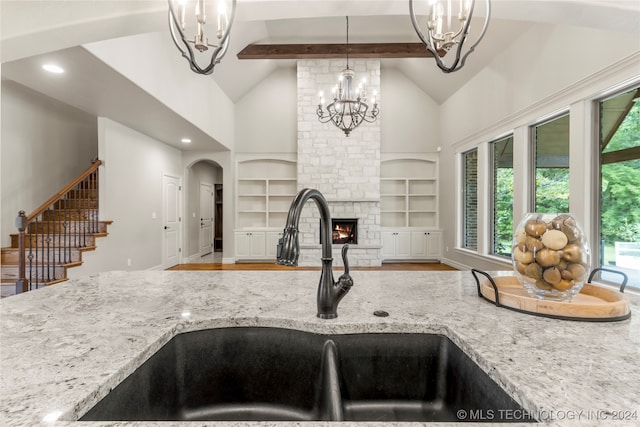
345, 16, 349, 69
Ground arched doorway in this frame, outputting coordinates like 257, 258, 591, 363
186, 160, 223, 263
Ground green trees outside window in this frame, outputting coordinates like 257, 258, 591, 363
533, 114, 570, 213
599, 87, 640, 288
491, 135, 514, 256
462, 149, 478, 250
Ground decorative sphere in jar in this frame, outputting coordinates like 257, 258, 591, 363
512, 213, 591, 301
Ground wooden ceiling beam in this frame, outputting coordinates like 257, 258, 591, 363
237, 43, 443, 60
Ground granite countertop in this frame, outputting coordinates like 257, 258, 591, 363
1, 270, 639, 427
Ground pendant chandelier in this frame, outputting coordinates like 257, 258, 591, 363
409, 0, 491, 73
316, 17, 379, 137
168, 0, 236, 75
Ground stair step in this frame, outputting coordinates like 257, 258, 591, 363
10, 234, 98, 249
42, 209, 98, 221
28, 221, 108, 234
1, 283, 18, 298
1, 278, 70, 298
77, 181, 97, 189
54, 199, 98, 209
1, 247, 82, 264
65, 188, 98, 199
1, 264, 67, 283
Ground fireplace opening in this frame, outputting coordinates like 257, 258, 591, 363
321, 218, 358, 245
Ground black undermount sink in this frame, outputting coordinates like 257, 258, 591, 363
81, 327, 533, 423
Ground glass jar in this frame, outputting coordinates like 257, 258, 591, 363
512, 213, 591, 301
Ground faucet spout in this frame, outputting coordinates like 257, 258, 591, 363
276, 188, 354, 319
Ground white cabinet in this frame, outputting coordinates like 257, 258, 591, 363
426, 231, 442, 258
411, 230, 442, 259
234, 230, 285, 260
383, 229, 442, 260
234, 231, 267, 259
381, 231, 411, 258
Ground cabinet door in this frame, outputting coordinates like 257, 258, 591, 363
250, 232, 267, 257
266, 231, 283, 258
381, 232, 397, 258
396, 232, 412, 257
235, 232, 252, 258
411, 231, 428, 257
426, 231, 442, 258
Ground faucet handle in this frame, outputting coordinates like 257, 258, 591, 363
341, 244, 351, 275
337, 245, 354, 290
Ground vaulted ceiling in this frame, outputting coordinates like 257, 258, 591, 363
1, 1, 639, 150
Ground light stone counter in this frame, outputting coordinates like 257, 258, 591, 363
1, 270, 639, 427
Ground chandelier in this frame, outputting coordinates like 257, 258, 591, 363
316, 17, 379, 137
168, 0, 236, 75
409, 0, 491, 73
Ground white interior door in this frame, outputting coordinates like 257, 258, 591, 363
162, 173, 182, 269
199, 182, 214, 256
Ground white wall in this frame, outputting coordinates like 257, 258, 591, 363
235, 67, 298, 153
69, 118, 182, 277
234, 64, 439, 155
0, 81, 97, 247
84, 32, 235, 150
438, 23, 640, 271
381, 67, 440, 153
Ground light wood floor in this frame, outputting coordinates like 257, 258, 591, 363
168, 262, 458, 271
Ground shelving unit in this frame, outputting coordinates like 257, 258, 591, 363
236, 159, 297, 229
380, 157, 438, 228
380, 155, 441, 260
235, 157, 297, 260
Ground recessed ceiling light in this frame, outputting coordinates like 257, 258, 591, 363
181, 138, 192, 144
42, 64, 64, 74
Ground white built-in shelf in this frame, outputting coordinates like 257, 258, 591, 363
236, 157, 297, 230
380, 156, 439, 229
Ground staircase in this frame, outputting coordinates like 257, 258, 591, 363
1, 160, 112, 297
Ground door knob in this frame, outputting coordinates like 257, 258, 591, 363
164, 226, 169, 230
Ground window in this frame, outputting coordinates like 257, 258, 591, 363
462, 149, 478, 250
490, 135, 514, 256
597, 87, 640, 290
532, 113, 570, 213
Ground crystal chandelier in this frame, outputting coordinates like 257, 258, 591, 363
317, 17, 379, 137
409, 0, 491, 73
168, 0, 236, 75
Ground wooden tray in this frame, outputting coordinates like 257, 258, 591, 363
473, 272, 630, 322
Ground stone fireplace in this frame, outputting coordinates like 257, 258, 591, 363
296, 59, 382, 267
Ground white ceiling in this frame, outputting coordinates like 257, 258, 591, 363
1, 0, 639, 151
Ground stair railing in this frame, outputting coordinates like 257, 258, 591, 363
15, 159, 102, 294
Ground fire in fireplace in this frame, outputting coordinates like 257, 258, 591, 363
321, 218, 358, 245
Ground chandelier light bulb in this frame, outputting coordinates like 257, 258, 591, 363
168, 0, 236, 75
410, 0, 491, 73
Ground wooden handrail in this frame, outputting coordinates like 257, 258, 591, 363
26, 159, 102, 223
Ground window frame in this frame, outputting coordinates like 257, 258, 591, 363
489, 134, 514, 258
593, 84, 640, 291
